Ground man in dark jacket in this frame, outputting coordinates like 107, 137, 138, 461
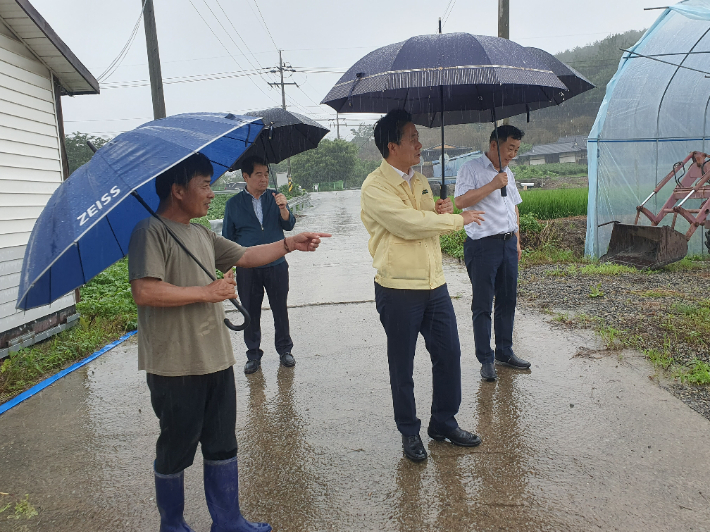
223, 156, 297, 374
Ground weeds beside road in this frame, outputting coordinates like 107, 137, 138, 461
518, 257, 710, 420
0, 259, 136, 403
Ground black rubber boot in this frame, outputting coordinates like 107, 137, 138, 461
154, 467, 196, 532
203, 457, 272, 532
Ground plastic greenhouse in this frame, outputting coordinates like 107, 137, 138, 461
586, 0, 710, 257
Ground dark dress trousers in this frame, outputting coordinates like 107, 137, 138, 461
375, 283, 462, 436
464, 234, 518, 364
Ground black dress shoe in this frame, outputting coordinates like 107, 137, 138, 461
401, 434, 427, 462
427, 426, 482, 447
244, 359, 261, 374
480, 362, 497, 381
280, 352, 296, 367
495, 352, 531, 369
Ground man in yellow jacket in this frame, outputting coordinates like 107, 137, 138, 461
361, 109, 485, 462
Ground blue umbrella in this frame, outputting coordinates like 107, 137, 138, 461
17, 112, 264, 329
321, 33, 581, 198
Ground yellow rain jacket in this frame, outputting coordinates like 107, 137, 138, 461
361, 160, 464, 290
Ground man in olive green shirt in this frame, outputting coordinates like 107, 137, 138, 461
128, 152, 329, 532
361, 109, 484, 462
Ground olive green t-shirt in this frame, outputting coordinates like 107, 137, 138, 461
128, 216, 246, 376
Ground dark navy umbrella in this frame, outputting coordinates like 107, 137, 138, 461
17, 112, 263, 328
523, 46, 594, 113
231, 107, 329, 168
321, 33, 576, 197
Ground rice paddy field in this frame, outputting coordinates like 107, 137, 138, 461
518, 187, 588, 219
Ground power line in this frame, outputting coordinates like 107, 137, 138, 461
213, 0, 268, 71
251, 0, 278, 50
96, 64, 347, 91
65, 116, 152, 123
184, 0, 277, 103
101, 67, 270, 89
442, 0, 457, 28
198, 0, 264, 75
96, 0, 147, 82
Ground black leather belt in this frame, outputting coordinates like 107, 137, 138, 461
487, 232, 516, 240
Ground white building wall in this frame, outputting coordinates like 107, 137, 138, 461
560, 154, 577, 164
0, 28, 73, 335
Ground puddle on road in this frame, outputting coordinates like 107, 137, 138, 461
1, 190, 709, 531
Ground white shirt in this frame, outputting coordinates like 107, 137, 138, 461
454, 154, 522, 240
244, 188, 264, 225
387, 162, 415, 185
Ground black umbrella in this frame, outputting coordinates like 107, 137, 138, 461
322, 33, 589, 198
231, 107, 329, 170
523, 46, 595, 112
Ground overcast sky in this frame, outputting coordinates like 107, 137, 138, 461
30, 0, 663, 140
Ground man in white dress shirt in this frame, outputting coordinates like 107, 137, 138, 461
454, 125, 531, 382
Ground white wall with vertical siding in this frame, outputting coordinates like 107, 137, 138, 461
560, 154, 577, 164
0, 23, 74, 335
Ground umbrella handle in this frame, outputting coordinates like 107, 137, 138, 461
224, 298, 251, 331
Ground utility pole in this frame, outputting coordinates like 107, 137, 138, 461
268, 51, 298, 188
268, 50, 298, 111
143, 0, 166, 119
333, 113, 347, 140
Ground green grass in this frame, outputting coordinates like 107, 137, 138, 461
579, 263, 636, 275
588, 282, 604, 298
680, 359, 710, 385
440, 229, 466, 260
646, 347, 675, 370
545, 263, 637, 276
518, 188, 588, 219
0, 259, 136, 402
662, 256, 709, 272
519, 245, 577, 267
0, 494, 37, 520
513, 163, 588, 180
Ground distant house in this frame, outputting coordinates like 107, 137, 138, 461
0, 0, 99, 357
516, 136, 588, 166
421, 144, 473, 163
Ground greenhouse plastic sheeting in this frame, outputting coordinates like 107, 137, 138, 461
586, 0, 710, 257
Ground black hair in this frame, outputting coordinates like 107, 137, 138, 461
374, 109, 412, 159
240, 155, 269, 176
489, 125, 524, 145
155, 152, 213, 200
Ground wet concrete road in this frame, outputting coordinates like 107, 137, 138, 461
2, 190, 710, 531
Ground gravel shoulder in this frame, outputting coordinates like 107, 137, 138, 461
518, 260, 710, 421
